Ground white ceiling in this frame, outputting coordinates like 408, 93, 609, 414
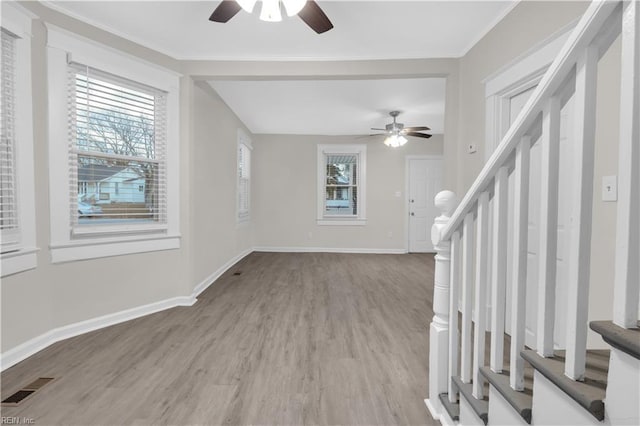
44, 1, 517, 136
209, 78, 446, 135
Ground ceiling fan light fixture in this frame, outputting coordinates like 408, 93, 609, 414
236, 0, 257, 13
282, 0, 307, 17
260, 0, 283, 21
384, 134, 408, 148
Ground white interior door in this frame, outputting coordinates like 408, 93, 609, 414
408, 157, 443, 253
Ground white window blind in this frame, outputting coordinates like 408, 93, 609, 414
238, 142, 251, 221
1, 29, 19, 250
324, 153, 358, 217
68, 64, 168, 232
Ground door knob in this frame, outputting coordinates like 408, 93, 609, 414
410, 199, 415, 203
410, 212, 415, 216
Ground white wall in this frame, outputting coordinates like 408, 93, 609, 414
253, 134, 443, 251
456, 0, 622, 348
1, 4, 254, 358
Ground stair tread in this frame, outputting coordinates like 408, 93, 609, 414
521, 349, 609, 421
452, 376, 489, 425
590, 320, 640, 361
438, 393, 460, 421
479, 367, 533, 424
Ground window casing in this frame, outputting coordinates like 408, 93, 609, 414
47, 26, 180, 263
237, 130, 252, 223
1, 3, 37, 277
317, 144, 367, 225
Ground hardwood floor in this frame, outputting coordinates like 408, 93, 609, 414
1, 252, 438, 425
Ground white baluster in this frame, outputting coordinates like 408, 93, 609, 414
473, 191, 490, 398
461, 212, 474, 384
427, 190, 457, 416
491, 167, 509, 373
449, 230, 461, 403
613, 0, 640, 329
510, 136, 531, 391
566, 46, 598, 381
537, 96, 561, 357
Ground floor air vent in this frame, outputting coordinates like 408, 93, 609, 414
2, 377, 55, 406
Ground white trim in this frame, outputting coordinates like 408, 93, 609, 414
46, 26, 181, 263
1, 3, 38, 277
0, 295, 196, 372
50, 235, 181, 264
254, 246, 406, 254
316, 219, 366, 226
191, 248, 253, 297
484, 22, 576, 161
317, 144, 367, 223
1, 248, 38, 277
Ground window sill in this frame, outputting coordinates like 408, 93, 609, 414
317, 219, 367, 226
50, 234, 181, 264
1, 247, 39, 277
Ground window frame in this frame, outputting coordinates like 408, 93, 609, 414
46, 25, 181, 263
237, 129, 252, 224
1, 3, 38, 277
317, 144, 367, 226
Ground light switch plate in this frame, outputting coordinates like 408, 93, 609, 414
602, 175, 617, 201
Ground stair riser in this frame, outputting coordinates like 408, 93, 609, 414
487, 386, 529, 426
604, 349, 640, 425
460, 397, 486, 426
531, 371, 603, 426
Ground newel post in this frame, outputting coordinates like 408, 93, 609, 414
426, 190, 457, 418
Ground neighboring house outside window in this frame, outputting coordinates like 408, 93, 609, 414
1, 3, 37, 277
47, 26, 180, 263
317, 144, 367, 225
237, 129, 252, 223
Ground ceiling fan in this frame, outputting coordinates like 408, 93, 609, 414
209, 0, 334, 34
371, 111, 432, 147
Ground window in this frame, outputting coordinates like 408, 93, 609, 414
317, 144, 367, 225
1, 30, 19, 250
47, 27, 180, 263
70, 64, 166, 229
1, 3, 37, 277
237, 130, 252, 223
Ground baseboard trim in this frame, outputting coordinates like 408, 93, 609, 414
253, 246, 407, 254
1, 246, 407, 371
191, 248, 253, 298
1, 295, 195, 372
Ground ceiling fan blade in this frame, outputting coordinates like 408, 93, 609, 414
209, 0, 242, 23
298, 1, 334, 34
404, 126, 430, 132
370, 128, 387, 131
406, 132, 432, 139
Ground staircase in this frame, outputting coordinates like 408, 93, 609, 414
426, 1, 639, 425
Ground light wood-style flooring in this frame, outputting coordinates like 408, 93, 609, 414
1, 252, 437, 425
